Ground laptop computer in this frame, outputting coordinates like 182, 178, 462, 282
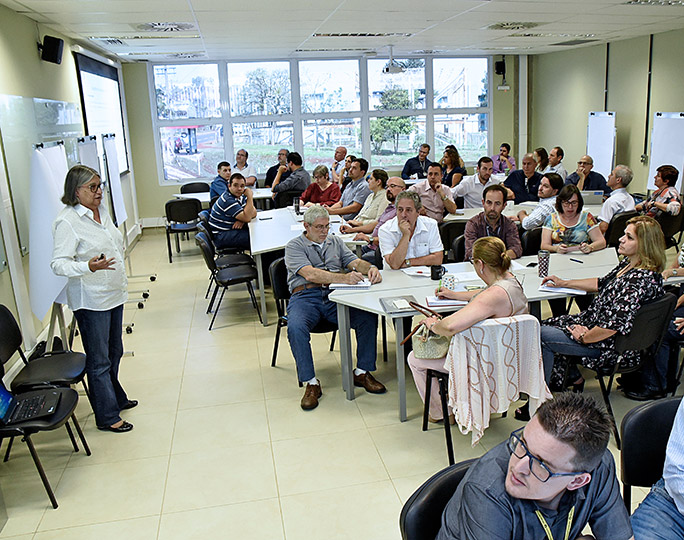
581, 190, 605, 205
0, 384, 60, 425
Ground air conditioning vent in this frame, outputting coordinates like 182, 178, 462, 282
135, 22, 197, 32
486, 22, 540, 31
550, 39, 600, 46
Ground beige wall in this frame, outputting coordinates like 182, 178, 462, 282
491, 56, 518, 163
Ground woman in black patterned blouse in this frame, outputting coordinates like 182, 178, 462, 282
539, 215, 666, 391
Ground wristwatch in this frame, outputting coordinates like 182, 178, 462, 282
674, 269, 679, 276
405, 259, 411, 267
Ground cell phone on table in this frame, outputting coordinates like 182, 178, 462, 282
98, 253, 105, 260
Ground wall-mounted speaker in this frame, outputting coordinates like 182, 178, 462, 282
494, 60, 506, 76
39, 36, 64, 65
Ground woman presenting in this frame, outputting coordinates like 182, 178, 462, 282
51, 165, 136, 433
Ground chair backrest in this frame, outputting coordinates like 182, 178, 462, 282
439, 222, 466, 262
521, 227, 542, 256
657, 209, 684, 239
165, 198, 202, 223
621, 397, 681, 491
210, 195, 220, 209
374, 245, 384, 270
194, 231, 217, 272
180, 182, 210, 194
615, 292, 677, 355
198, 209, 210, 225
604, 210, 638, 248
451, 235, 465, 263
274, 190, 303, 209
400, 459, 476, 540
0, 305, 23, 366
268, 257, 291, 320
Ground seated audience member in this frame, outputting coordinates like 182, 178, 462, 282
436, 393, 634, 540
271, 151, 311, 196
597, 165, 636, 234
635, 165, 681, 219
378, 191, 443, 269
330, 146, 347, 184
284, 205, 385, 410
338, 154, 355, 192
452, 157, 498, 209
539, 216, 665, 394
210, 161, 231, 199
328, 158, 371, 220
233, 148, 257, 186
516, 173, 564, 231
300, 165, 341, 207
566, 155, 610, 195
534, 146, 549, 173
407, 237, 527, 422
408, 163, 457, 223
631, 397, 684, 540
491, 142, 516, 174
504, 153, 543, 203
441, 147, 467, 188
339, 169, 389, 233
464, 184, 522, 261
208, 173, 256, 250
546, 146, 568, 180
264, 148, 290, 188
402, 143, 432, 180
540, 185, 606, 254
355, 177, 406, 262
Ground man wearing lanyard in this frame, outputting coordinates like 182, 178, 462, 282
436, 392, 634, 540
401, 143, 432, 180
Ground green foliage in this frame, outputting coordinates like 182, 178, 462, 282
370, 87, 416, 153
239, 68, 291, 115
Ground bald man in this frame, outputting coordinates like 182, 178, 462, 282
503, 153, 543, 204
566, 155, 610, 195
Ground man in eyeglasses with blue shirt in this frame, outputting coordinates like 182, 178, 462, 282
436, 392, 633, 540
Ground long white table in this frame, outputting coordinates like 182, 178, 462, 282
174, 188, 274, 204
442, 203, 603, 223
330, 249, 620, 421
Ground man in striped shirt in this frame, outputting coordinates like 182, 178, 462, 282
208, 173, 256, 250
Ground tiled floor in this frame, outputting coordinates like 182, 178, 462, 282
0, 229, 665, 538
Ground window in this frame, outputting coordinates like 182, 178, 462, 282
367, 59, 425, 110
227, 62, 291, 117
433, 58, 488, 109
232, 121, 294, 173
302, 118, 361, 172
434, 114, 488, 163
370, 115, 426, 168
153, 64, 221, 120
299, 60, 360, 113
158, 125, 223, 181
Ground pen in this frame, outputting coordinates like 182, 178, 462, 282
439, 278, 442, 290
569, 258, 584, 264
259, 217, 273, 220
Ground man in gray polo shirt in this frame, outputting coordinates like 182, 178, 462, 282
285, 205, 386, 410
328, 158, 371, 220
436, 393, 633, 540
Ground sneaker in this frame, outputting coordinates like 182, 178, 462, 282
300, 381, 322, 410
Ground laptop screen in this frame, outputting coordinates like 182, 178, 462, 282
0, 385, 12, 420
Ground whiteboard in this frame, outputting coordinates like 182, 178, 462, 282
103, 135, 127, 226
587, 112, 616, 180
647, 113, 684, 191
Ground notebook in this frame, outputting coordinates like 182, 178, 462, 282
0, 384, 60, 425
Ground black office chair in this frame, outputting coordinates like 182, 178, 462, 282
604, 210, 638, 249
195, 232, 261, 329
0, 387, 90, 508
274, 190, 303, 209
439, 222, 466, 263
373, 245, 384, 270
195, 232, 255, 299
562, 293, 677, 449
620, 396, 681, 509
198, 209, 210, 225
521, 227, 542, 256
268, 257, 337, 382
165, 198, 202, 263
180, 181, 210, 194
399, 459, 476, 540
0, 305, 89, 403
657, 209, 684, 249
450, 235, 466, 263
210, 195, 219, 209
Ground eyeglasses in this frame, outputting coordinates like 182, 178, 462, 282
561, 200, 579, 207
81, 182, 105, 193
309, 223, 330, 231
387, 183, 403, 189
507, 428, 586, 483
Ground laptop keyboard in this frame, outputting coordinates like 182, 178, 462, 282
11, 395, 46, 422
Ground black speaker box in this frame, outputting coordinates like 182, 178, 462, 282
41, 36, 64, 64
494, 60, 506, 76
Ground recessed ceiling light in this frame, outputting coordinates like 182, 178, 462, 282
313, 32, 412, 38
624, 0, 684, 5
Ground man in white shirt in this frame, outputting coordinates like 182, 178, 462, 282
543, 146, 568, 180
516, 173, 564, 230
631, 397, 684, 539
233, 148, 258, 186
452, 156, 498, 208
597, 165, 636, 234
331, 146, 347, 184
378, 191, 443, 269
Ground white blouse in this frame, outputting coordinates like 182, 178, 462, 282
51, 204, 128, 311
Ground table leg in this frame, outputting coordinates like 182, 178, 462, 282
337, 303, 355, 399
255, 253, 269, 326
395, 318, 407, 422
529, 300, 541, 321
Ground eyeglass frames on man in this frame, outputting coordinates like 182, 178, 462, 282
507, 428, 586, 482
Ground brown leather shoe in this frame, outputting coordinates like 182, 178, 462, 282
353, 372, 386, 394
300, 381, 322, 410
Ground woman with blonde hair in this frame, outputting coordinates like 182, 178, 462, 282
407, 236, 528, 422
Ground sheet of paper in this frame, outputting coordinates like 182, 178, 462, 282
329, 278, 372, 289
401, 266, 431, 277
538, 285, 587, 295
425, 296, 468, 307
290, 224, 305, 231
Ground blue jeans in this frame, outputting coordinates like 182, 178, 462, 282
214, 227, 250, 250
74, 305, 129, 427
540, 324, 601, 384
652, 305, 684, 392
286, 288, 378, 383
632, 478, 684, 540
